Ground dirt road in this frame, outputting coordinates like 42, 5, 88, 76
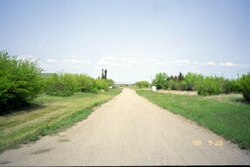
0, 88, 249, 166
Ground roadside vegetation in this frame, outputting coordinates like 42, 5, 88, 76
45, 73, 113, 96
135, 81, 150, 89
137, 90, 250, 149
150, 72, 249, 102
0, 51, 44, 110
0, 88, 121, 153
0, 51, 121, 152
0, 51, 116, 112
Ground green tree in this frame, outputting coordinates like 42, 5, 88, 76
95, 79, 109, 91
0, 51, 43, 110
240, 73, 250, 102
46, 74, 75, 96
152, 72, 168, 90
197, 76, 224, 96
184, 72, 204, 91
136, 81, 150, 88
106, 79, 115, 87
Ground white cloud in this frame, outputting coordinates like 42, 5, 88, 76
47, 58, 59, 64
219, 62, 237, 67
205, 61, 216, 66
46, 57, 92, 66
168, 59, 199, 68
218, 61, 250, 68
63, 58, 91, 64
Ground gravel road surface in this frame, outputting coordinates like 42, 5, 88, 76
0, 88, 249, 166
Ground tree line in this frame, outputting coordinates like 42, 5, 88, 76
136, 72, 250, 102
0, 51, 114, 111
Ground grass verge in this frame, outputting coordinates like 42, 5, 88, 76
0, 89, 121, 153
136, 90, 250, 150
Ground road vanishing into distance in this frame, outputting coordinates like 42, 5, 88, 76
0, 88, 249, 166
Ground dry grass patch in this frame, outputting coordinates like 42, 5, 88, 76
0, 89, 121, 153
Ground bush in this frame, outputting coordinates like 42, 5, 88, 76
152, 72, 168, 90
184, 73, 204, 91
136, 81, 150, 88
221, 79, 234, 94
197, 77, 243, 96
230, 79, 242, 93
45, 74, 75, 96
240, 73, 250, 102
197, 77, 224, 96
45, 73, 112, 96
75, 74, 95, 92
167, 80, 177, 90
0, 51, 43, 110
106, 79, 115, 87
46, 73, 97, 96
95, 79, 109, 91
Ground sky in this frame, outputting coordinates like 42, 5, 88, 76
1, 0, 250, 83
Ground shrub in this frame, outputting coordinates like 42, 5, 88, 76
46, 73, 97, 96
106, 79, 115, 87
240, 73, 250, 102
184, 72, 204, 91
152, 72, 168, 90
136, 81, 150, 88
0, 51, 43, 110
167, 80, 177, 90
45, 74, 75, 96
95, 79, 109, 91
177, 81, 188, 91
230, 79, 242, 93
75, 74, 95, 92
221, 79, 234, 94
197, 77, 224, 96
45, 73, 112, 96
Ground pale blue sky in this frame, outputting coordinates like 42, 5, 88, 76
1, 0, 250, 83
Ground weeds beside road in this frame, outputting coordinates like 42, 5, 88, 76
137, 90, 250, 150
0, 89, 121, 153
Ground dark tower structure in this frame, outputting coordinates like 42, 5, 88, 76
101, 69, 107, 79
104, 69, 107, 79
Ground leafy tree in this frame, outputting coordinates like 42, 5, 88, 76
46, 74, 75, 96
136, 81, 150, 88
197, 76, 224, 96
167, 80, 176, 90
45, 73, 114, 96
240, 73, 250, 102
230, 79, 242, 93
152, 72, 168, 90
75, 74, 95, 92
221, 79, 234, 94
0, 51, 43, 110
95, 79, 109, 91
106, 79, 115, 87
184, 73, 204, 91
177, 72, 184, 81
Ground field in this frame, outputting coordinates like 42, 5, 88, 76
0, 89, 121, 153
136, 90, 250, 149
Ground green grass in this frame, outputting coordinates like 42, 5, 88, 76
136, 90, 250, 149
0, 89, 121, 153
